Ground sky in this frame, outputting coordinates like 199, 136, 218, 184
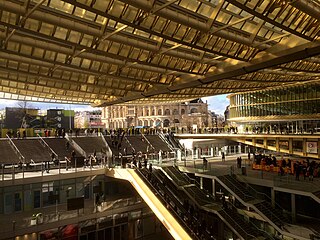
0, 94, 229, 115
202, 94, 229, 115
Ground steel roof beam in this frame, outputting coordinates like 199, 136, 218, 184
95, 41, 320, 106
224, 0, 314, 41
287, 0, 320, 21
119, 0, 271, 50
0, 22, 199, 77
1, 0, 240, 61
0, 49, 169, 87
0, 65, 144, 95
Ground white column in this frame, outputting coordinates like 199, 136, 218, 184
177, 149, 182, 161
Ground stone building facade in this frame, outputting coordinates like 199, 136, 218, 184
75, 110, 105, 129
101, 99, 212, 130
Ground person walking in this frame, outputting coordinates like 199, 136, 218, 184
221, 152, 225, 162
203, 157, 208, 170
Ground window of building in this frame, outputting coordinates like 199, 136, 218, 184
190, 108, 197, 114
164, 109, 170, 115
181, 109, 185, 115
163, 119, 170, 127
158, 109, 162, 115
173, 109, 178, 115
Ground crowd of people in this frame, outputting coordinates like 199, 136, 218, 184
252, 153, 320, 180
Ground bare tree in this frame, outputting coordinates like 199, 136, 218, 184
15, 101, 34, 128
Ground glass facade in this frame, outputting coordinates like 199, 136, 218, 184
229, 83, 320, 119
0, 175, 138, 215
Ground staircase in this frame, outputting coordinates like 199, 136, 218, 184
162, 166, 190, 186
144, 135, 171, 152
0, 139, 20, 164
218, 175, 255, 202
126, 136, 150, 153
253, 201, 287, 226
160, 167, 265, 240
215, 174, 292, 237
218, 207, 258, 240
13, 139, 52, 163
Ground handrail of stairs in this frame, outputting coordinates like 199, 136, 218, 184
218, 208, 257, 240
218, 175, 254, 201
141, 133, 155, 152
236, 174, 289, 220
222, 175, 287, 227
250, 218, 276, 240
123, 135, 135, 154
66, 135, 87, 159
37, 134, 58, 160
100, 134, 113, 158
6, 134, 25, 163
157, 132, 174, 151
135, 168, 201, 240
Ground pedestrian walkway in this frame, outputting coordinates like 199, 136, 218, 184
177, 154, 320, 195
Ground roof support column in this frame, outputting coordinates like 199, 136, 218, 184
276, 138, 280, 153
318, 139, 320, 159
302, 138, 307, 157
288, 138, 293, 155
291, 193, 296, 224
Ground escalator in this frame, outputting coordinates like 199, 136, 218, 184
161, 166, 264, 240
105, 168, 193, 240
214, 174, 308, 240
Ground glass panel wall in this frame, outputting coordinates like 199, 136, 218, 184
229, 83, 320, 119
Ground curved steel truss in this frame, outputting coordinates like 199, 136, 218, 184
0, 0, 319, 106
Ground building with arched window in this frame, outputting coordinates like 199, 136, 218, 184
101, 99, 211, 130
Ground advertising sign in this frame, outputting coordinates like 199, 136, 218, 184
307, 142, 318, 154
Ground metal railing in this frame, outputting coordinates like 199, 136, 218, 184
100, 134, 113, 157
68, 138, 87, 159
6, 134, 25, 163
222, 175, 288, 226
237, 175, 290, 221
37, 134, 59, 160
123, 135, 135, 154
0, 196, 142, 239
217, 209, 257, 240
217, 174, 254, 202
135, 168, 202, 240
141, 133, 155, 152
157, 132, 174, 151
0, 158, 107, 182
161, 166, 257, 240
250, 219, 276, 240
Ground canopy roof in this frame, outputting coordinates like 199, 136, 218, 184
0, 0, 319, 106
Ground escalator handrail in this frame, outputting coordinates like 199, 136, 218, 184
135, 168, 202, 240
219, 175, 254, 201
237, 175, 289, 219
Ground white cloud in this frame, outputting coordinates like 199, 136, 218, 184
202, 94, 230, 115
